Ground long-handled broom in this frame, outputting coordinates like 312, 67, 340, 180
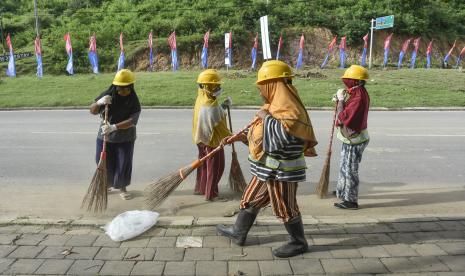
144, 119, 257, 210
226, 106, 247, 193
81, 104, 109, 212
315, 102, 338, 198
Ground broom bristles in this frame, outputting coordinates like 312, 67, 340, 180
144, 165, 196, 210
81, 158, 108, 213
316, 153, 331, 198
228, 151, 247, 193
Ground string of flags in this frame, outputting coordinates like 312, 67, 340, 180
2, 28, 464, 78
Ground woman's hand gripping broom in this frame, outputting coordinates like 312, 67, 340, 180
144, 119, 257, 210
82, 104, 109, 213
226, 106, 247, 193
315, 101, 338, 198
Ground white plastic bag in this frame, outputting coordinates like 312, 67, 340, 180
103, 210, 159, 241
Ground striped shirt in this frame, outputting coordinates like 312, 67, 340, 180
249, 115, 306, 182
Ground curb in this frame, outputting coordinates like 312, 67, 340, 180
1, 213, 465, 227
1, 106, 465, 111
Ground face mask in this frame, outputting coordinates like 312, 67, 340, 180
212, 88, 223, 97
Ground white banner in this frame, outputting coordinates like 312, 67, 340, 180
225, 33, 231, 66
260, 15, 272, 60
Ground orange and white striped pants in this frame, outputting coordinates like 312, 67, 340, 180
240, 176, 300, 223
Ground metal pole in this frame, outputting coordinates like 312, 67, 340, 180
368, 18, 374, 69
34, 0, 39, 36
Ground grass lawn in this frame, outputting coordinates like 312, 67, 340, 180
0, 68, 464, 108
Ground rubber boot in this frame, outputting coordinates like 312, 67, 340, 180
272, 216, 308, 258
216, 208, 258, 246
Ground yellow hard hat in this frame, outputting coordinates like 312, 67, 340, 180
113, 69, 135, 86
197, 69, 222, 84
256, 60, 294, 84
341, 65, 369, 80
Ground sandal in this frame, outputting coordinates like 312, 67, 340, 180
108, 187, 117, 193
119, 192, 132, 200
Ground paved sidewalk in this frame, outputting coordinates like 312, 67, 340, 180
1, 217, 465, 275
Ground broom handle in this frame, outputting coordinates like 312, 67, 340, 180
192, 119, 257, 168
102, 104, 109, 153
327, 101, 338, 154
225, 106, 236, 152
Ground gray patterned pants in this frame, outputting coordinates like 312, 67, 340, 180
336, 141, 369, 203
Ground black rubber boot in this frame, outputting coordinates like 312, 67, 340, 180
216, 208, 258, 246
272, 216, 308, 258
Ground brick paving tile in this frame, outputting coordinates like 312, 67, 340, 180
213, 247, 243, 260
310, 234, 340, 246
436, 242, 465, 255
437, 221, 465, 231
380, 257, 421, 273
437, 231, 465, 242
154, 248, 185, 261
337, 233, 369, 245
19, 225, 45, 234
7, 245, 45, 259
267, 225, 287, 235
413, 231, 446, 243
320, 258, 357, 274
66, 246, 100, 260
410, 243, 448, 256
410, 256, 451, 272
329, 246, 362, 258
39, 234, 72, 246
130, 261, 165, 275
2, 258, 45, 274
418, 222, 444, 231
94, 247, 128, 261
303, 225, 320, 235
228, 261, 260, 275
363, 233, 395, 244
248, 226, 270, 236
438, 255, 465, 271
191, 226, 217, 236
350, 257, 389, 273
230, 235, 260, 247
120, 237, 150, 248
388, 232, 419, 244
35, 259, 74, 274
0, 234, 20, 245
147, 237, 176, 248
36, 246, 69, 259
0, 245, 16, 258
258, 260, 292, 275
64, 228, 93, 235
124, 247, 156, 261
383, 244, 420, 257
183, 247, 213, 261
65, 235, 98, 247
317, 225, 346, 234
241, 247, 274, 260
99, 260, 135, 275
67, 259, 104, 275
15, 234, 46, 246
196, 260, 227, 276
258, 235, 286, 247
0, 258, 16, 274
0, 225, 20, 234
164, 261, 195, 276
289, 259, 325, 274
391, 222, 420, 232
202, 236, 231, 248
93, 235, 121, 247
303, 246, 333, 259
141, 227, 167, 237
40, 227, 66, 235
358, 245, 391, 257
165, 228, 192, 237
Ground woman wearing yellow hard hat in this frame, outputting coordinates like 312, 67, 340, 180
192, 69, 232, 201
333, 65, 370, 210
90, 69, 141, 200
217, 60, 318, 258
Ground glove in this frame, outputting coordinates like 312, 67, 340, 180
336, 88, 346, 101
96, 95, 112, 106
101, 123, 117, 135
222, 96, 232, 108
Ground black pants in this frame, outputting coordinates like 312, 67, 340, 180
96, 139, 135, 189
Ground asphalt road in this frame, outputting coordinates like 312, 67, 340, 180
1, 109, 464, 219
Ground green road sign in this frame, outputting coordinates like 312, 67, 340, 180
375, 15, 394, 30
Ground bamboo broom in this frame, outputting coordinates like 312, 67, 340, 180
144, 119, 257, 210
226, 106, 247, 193
82, 104, 109, 212
315, 102, 338, 198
